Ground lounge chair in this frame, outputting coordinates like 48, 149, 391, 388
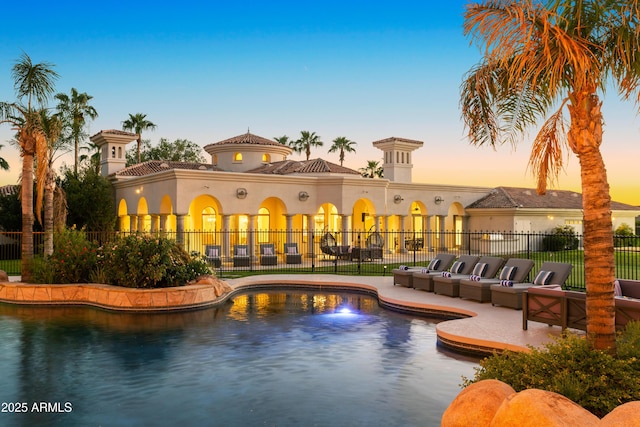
433, 256, 505, 298
259, 243, 277, 266
365, 231, 384, 260
284, 242, 302, 264
405, 254, 457, 291
233, 244, 251, 267
414, 255, 480, 292
459, 258, 535, 302
204, 245, 222, 268
392, 253, 456, 288
490, 261, 573, 309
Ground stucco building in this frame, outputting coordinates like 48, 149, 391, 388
90, 130, 639, 259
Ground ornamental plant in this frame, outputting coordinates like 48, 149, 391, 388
98, 234, 211, 288
41, 228, 98, 283
462, 324, 640, 418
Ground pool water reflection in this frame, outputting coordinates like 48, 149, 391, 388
0, 290, 479, 427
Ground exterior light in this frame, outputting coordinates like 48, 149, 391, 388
236, 188, 248, 199
434, 196, 444, 205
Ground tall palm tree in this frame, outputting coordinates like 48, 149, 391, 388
328, 136, 357, 166
359, 160, 383, 178
36, 109, 63, 256
55, 88, 98, 175
460, 0, 640, 351
122, 113, 157, 164
0, 53, 59, 281
295, 131, 323, 161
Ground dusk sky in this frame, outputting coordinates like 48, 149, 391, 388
1, 1, 638, 205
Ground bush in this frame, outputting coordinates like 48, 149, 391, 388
99, 234, 211, 288
542, 225, 580, 251
34, 229, 98, 283
614, 223, 638, 247
462, 326, 640, 418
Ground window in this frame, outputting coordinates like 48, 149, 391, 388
262, 153, 271, 163
111, 147, 116, 158
118, 147, 122, 158
213, 154, 218, 166
234, 152, 243, 162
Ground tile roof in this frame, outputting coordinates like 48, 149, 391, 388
91, 129, 138, 138
115, 160, 220, 177
246, 158, 360, 175
466, 186, 639, 210
372, 136, 424, 146
0, 185, 19, 197
206, 131, 284, 148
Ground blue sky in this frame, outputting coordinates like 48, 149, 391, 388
1, 1, 638, 205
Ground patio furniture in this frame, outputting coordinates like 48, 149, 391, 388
320, 232, 350, 259
414, 255, 479, 292
284, 243, 302, 264
394, 253, 456, 290
259, 243, 277, 266
459, 258, 535, 302
366, 231, 384, 260
204, 245, 221, 268
433, 256, 505, 298
491, 261, 573, 310
233, 244, 251, 267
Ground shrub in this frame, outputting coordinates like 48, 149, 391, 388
462, 327, 640, 418
35, 229, 98, 283
99, 234, 211, 288
542, 225, 580, 251
614, 223, 638, 247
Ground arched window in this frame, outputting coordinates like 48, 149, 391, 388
202, 207, 216, 231
213, 154, 218, 166
111, 147, 116, 158
257, 207, 270, 242
234, 152, 243, 162
118, 147, 122, 158
262, 153, 271, 163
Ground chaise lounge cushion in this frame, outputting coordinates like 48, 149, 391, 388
459, 258, 535, 303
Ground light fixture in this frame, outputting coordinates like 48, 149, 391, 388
393, 195, 403, 204
434, 196, 444, 205
236, 188, 248, 199
299, 191, 309, 201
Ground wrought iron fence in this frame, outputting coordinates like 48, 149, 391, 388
1, 229, 639, 289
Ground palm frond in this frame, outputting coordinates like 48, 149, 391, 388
460, 61, 502, 147
527, 102, 569, 194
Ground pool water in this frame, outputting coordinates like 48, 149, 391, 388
0, 290, 479, 427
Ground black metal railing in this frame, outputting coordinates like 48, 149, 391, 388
1, 229, 639, 289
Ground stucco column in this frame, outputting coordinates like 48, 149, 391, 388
438, 215, 446, 251
248, 215, 256, 260
341, 215, 350, 246
460, 215, 470, 251
138, 215, 146, 232
130, 214, 138, 232
425, 215, 433, 252
306, 214, 315, 257
159, 214, 168, 235
222, 215, 230, 259
398, 215, 407, 253
150, 215, 160, 234
176, 214, 186, 244
285, 214, 294, 244
383, 215, 391, 253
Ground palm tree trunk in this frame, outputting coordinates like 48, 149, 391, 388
44, 168, 55, 257
21, 149, 35, 282
137, 135, 142, 163
568, 92, 616, 352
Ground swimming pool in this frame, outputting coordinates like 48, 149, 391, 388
0, 289, 478, 426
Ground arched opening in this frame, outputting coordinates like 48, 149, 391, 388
233, 152, 243, 162
262, 153, 271, 163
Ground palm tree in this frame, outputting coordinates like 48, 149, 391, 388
359, 160, 383, 178
328, 136, 357, 166
0, 144, 9, 170
122, 113, 156, 164
55, 88, 98, 175
0, 53, 59, 281
274, 135, 290, 145
295, 131, 323, 161
460, 0, 640, 351
36, 109, 63, 256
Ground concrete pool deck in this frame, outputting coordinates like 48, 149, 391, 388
1, 274, 565, 355
226, 274, 566, 355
